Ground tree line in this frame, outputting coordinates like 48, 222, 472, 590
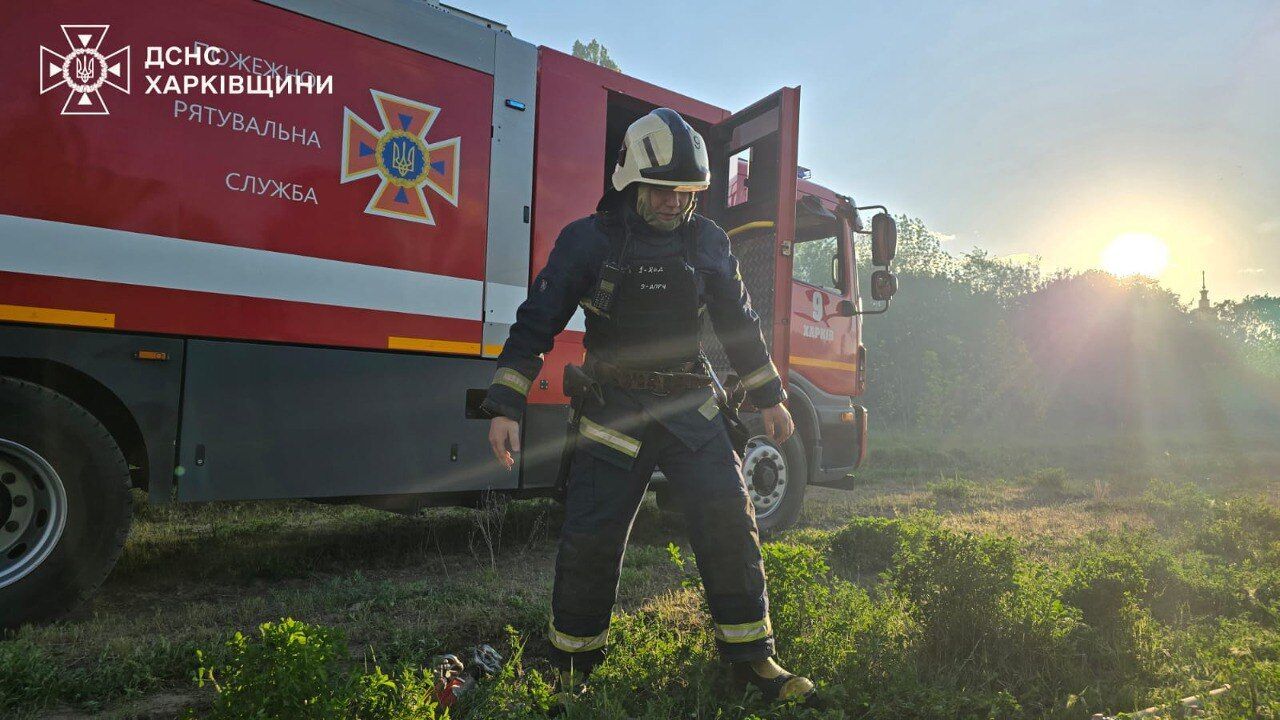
793, 217, 1280, 437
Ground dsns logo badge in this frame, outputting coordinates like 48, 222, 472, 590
40, 25, 131, 115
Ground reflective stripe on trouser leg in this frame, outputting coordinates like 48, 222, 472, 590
653, 422, 775, 662
548, 619, 609, 653
715, 616, 773, 644
549, 431, 656, 670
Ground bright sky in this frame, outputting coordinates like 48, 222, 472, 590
465, 1, 1279, 302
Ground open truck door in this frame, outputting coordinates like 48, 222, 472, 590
702, 87, 801, 384
700, 88, 808, 532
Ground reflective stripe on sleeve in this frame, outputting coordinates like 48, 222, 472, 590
579, 416, 642, 457
492, 367, 532, 396
714, 616, 773, 644
548, 619, 609, 653
740, 361, 780, 391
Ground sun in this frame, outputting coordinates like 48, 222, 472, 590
1100, 233, 1170, 278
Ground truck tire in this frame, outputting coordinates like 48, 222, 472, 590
741, 414, 808, 535
0, 377, 132, 629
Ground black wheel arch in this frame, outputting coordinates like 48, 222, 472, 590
0, 358, 150, 492
782, 374, 820, 484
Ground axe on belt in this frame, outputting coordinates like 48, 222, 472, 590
700, 357, 752, 457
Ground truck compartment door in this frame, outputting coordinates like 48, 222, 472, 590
701, 88, 801, 382
176, 339, 512, 502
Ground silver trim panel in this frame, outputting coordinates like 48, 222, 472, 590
482, 32, 538, 357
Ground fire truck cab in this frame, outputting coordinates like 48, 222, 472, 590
0, 0, 897, 626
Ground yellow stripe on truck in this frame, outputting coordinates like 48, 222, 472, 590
387, 337, 505, 357
387, 336, 481, 355
0, 303, 115, 329
789, 355, 858, 372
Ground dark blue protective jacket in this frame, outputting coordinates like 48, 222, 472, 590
481, 204, 786, 469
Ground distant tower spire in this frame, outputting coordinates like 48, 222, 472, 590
1197, 270, 1212, 313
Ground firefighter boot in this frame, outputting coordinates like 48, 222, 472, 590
731, 657, 815, 702
549, 668, 591, 716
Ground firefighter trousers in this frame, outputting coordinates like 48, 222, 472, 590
548, 416, 774, 671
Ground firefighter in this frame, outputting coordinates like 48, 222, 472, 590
481, 108, 814, 704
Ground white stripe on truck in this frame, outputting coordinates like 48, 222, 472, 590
0, 215, 512, 321
483, 279, 586, 332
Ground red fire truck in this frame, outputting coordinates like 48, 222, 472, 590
0, 0, 897, 626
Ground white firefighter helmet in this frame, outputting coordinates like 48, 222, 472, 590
611, 108, 711, 193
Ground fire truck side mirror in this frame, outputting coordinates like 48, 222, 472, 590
871, 213, 897, 266
870, 270, 898, 302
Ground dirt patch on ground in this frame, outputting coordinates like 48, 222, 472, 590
37, 691, 206, 720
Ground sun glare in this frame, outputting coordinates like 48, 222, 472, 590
1100, 233, 1170, 279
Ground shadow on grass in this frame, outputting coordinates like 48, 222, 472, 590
112, 493, 690, 591
112, 497, 564, 587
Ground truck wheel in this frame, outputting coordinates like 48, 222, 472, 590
0, 377, 132, 629
741, 415, 808, 535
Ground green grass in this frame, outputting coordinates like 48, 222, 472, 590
3, 436, 1279, 718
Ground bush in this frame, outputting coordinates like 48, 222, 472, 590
762, 542, 906, 706
196, 618, 352, 719
1066, 532, 1249, 625
858, 520, 1094, 715
584, 608, 718, 718
1026, 467, 1068, 494
347, 665, 445, 720
1140, 549, 1245, 621
1195, 496, 1280, 562
889, 525, 1020, 660
1062, 547, 1147, 628
928, 476, 977, 503
1142, 479, 1214, 525
761, 542, 831, 641
193, 618, 450, 720
828, 516, 910, 578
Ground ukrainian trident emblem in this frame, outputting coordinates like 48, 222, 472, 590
341, 90, 461, 225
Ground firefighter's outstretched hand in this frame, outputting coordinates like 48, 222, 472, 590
489, 416, 521, 470
761, 403, 794, 444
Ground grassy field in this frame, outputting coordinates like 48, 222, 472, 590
3, 434, 1279, 719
